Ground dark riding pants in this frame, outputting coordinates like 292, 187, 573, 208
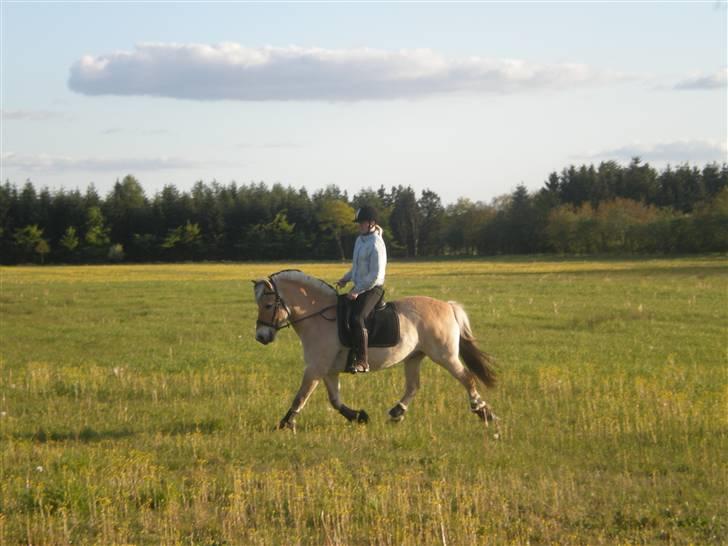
350, 286, 384, 355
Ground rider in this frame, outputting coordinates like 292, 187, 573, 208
336, 205, 387, 374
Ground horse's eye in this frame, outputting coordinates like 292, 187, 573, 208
265, 304, 273, 309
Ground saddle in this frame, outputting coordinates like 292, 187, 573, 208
337, 292, 400, 348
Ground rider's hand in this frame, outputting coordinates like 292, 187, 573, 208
346, 291, 359, 300
336, 279, 347, 289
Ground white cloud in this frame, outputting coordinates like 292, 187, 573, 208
1, 152, 202, 172
1, 109, 65, 121
674, 68, 727, 90
68, 43, 626, 102
237, 141, 302, 149
100, 127, 170, 135
579, 140, 728, 163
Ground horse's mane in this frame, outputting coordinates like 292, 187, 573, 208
271, 269, 337, 295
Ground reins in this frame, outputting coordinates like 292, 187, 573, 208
256, 276, 337, 331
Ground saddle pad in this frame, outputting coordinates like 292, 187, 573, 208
337, 295, 400, 348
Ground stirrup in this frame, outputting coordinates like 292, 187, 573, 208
346, 359, 369, 374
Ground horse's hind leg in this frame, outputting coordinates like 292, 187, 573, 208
323, 374, 369, 424
434, 355, 496, 423
389, 352, 425, 422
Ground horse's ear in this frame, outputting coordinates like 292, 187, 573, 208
252, 280, 263, 302
251, 278, 273, 302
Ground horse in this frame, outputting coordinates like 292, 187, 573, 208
252, 269, 498, 431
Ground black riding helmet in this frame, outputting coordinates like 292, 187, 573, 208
354, 205, 378, 223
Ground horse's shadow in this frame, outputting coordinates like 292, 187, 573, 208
19, 418, 224, 444
21, 426, 136, 444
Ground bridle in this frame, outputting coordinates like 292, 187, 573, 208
256, 276, 336, 331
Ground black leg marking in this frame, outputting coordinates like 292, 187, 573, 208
388, 402, 407, 422
339, 405, 369, 424
356, 409, 369, 424
339, 405, 359, 422
277, 409, 297, 431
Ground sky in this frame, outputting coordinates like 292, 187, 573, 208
1, 1, 727, 205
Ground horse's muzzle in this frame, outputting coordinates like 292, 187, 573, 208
256, 328, 275, 345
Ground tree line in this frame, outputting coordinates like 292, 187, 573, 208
1, 158, 726, 264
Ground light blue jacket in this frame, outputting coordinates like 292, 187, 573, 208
342, 226, 387, 294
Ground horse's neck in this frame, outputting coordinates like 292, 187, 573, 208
276, 276, 337, 316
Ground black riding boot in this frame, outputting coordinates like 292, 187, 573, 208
348, 328, 369, 373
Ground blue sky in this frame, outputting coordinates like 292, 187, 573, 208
2, 1, 726, 204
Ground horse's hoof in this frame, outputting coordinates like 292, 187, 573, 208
388, 403, 406, 422
474, 407, 499, 424
277, 420, 296, 432
356, 410, 369, 424
474, 408, 489, 423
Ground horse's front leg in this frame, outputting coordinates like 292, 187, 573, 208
277, 368, 320, 432
323, 374, 369, 424
389, 352, 425, 422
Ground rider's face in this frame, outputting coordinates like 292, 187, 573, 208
358, 221, 373, 234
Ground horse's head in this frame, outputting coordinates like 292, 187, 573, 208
252, 278, 291, 345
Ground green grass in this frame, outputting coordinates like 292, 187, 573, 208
1, 257, 726, 545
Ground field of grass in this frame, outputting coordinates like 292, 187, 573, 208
1, 257, 726, 545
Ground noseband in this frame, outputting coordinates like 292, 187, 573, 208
256, 276, 336, 331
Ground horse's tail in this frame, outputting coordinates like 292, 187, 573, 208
449, 301, 497, 388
